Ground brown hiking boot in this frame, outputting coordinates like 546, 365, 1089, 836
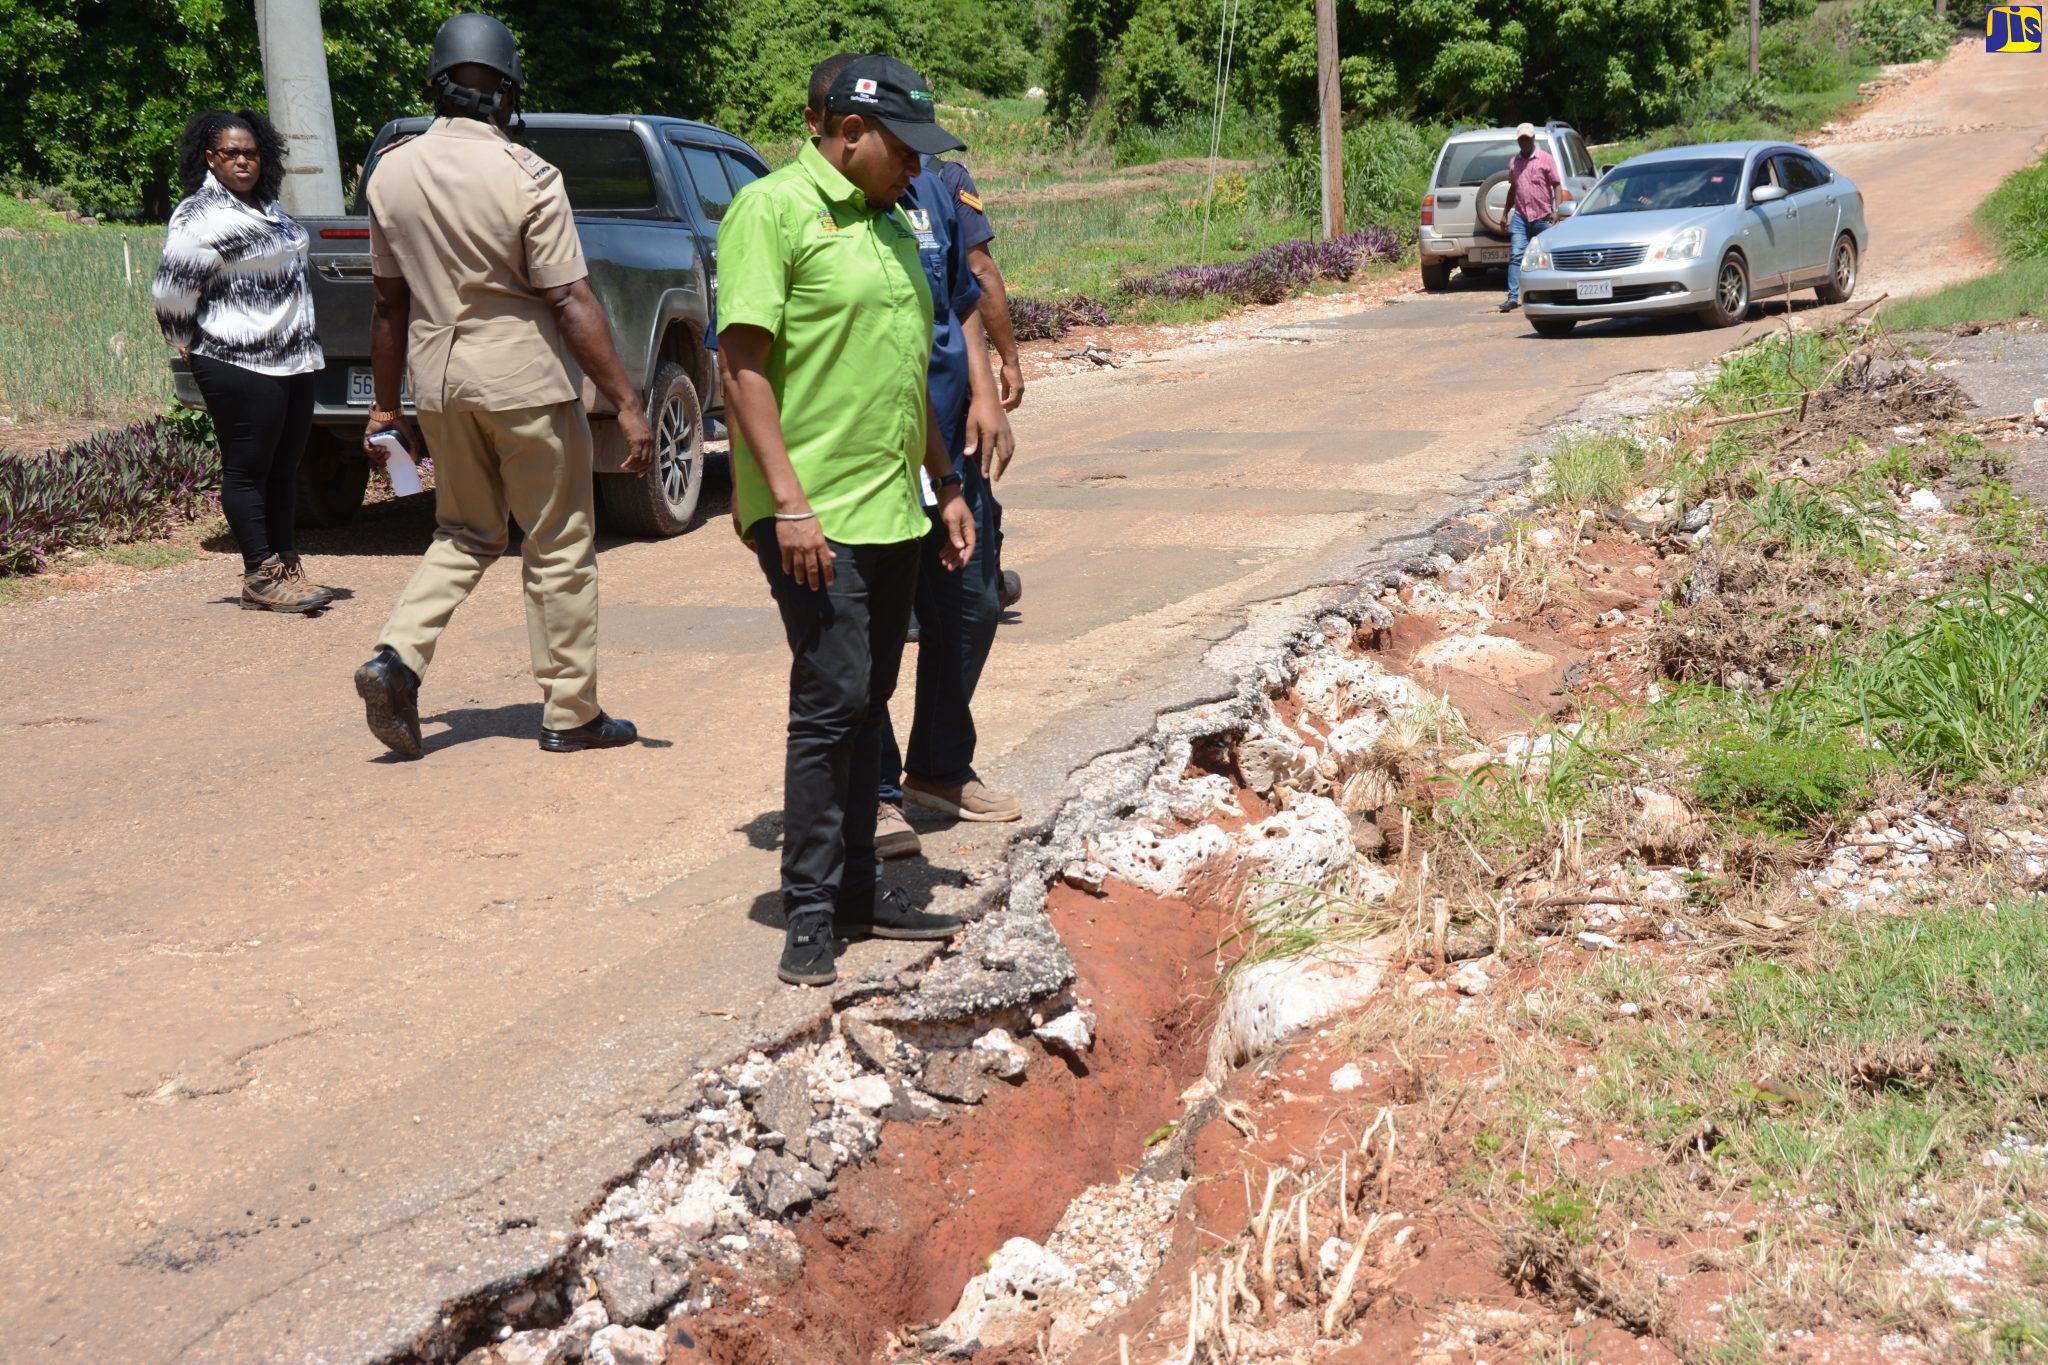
241, 555, 330, 613
278, 553, 337, 608
903, 775, 1023, 823
875, 802, 922, 860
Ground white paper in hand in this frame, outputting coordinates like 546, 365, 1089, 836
369, 432, 423, 496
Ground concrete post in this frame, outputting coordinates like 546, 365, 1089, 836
256, 0, 346, 215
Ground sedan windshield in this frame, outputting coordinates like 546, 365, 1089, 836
1580, 158, 1744, 214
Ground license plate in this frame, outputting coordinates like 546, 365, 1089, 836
1470, 246, 1510, 263
1576, 280, 1615, 300
347, 368, 408, 406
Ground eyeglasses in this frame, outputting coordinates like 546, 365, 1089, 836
209, 147, 260, 163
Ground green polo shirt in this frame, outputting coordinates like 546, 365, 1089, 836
717, 141, 934, 545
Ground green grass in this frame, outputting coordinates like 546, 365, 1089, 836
1886, 258, 2048, 330
1541, 433, 1643, 509
1886, 151, 2048, 330
0, 226, 171, 417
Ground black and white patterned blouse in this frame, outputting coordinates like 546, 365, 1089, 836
152, 171, 323, 376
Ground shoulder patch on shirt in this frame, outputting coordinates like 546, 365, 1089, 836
504, 143, 557, 181
957, 189, 984, 213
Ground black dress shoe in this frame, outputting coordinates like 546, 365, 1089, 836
838, 886, 966, 942
778, 917, 838, 986
539, 713, 637, 753
353, 647, 421, 757
999, 569, 1023, 609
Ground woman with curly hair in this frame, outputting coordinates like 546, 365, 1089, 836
153, 108, 334, 612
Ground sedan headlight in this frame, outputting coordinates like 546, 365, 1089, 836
1523, 238, 1553, 270
1655, 226, 1706, 262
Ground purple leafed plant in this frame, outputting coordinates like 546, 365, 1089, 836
1120, 229, 1402, 306
1007, 293, 1115, 342
0, 418, 219, 575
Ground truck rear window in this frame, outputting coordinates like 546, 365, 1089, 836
517, 129, 659, 214
1435, 138, 1554, 188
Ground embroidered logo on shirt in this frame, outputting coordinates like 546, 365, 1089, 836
816, 208, 840, 233
957, 189, 983, 213
906, 208, 932, 232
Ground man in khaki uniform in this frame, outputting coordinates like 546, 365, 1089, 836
352, 13, 653, 758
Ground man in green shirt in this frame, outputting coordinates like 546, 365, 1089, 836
719, 55, 978, 987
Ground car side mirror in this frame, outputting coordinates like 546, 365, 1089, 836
1751, 184, 1787, 204
1597, 164, 1613, 176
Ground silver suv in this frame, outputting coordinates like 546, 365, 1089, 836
1418, 122, 1600, 291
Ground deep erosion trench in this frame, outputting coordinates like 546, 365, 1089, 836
427, 359, 1780, 1365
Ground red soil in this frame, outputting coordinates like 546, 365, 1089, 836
673, 879, 1230, 1363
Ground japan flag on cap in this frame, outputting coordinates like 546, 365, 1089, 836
856, 78, 878, 95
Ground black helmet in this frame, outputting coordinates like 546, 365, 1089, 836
428, 13, 524, 89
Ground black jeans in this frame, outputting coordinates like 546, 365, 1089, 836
881, 461, 1004, 796
190, 353, 314, 572
752, 523, 921, 928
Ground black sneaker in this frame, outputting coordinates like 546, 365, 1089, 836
778, 917, 838, 986
539, 713, 638, 753
838, 886, 965, 942
353, 646, 422, 757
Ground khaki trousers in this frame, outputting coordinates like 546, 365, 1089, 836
377, 401, 601, 731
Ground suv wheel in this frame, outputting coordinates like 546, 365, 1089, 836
1701, 253, 1751, 329
1420, 259, 1453, 292
597, 361, 704, 537
294, 428, 371, 528
1530, 316, 1576, 338
1815, 233, 1857, 305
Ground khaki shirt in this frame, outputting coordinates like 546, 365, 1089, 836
367, 117, 587, 413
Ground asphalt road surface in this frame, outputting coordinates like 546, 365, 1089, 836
2, 44, 2042, 1364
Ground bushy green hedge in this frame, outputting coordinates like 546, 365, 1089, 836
1850, 0, 1957, 64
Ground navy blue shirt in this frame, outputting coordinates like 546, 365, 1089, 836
932, 158, 994, 252
901, 159, 981, 463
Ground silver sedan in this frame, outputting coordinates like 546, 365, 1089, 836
1518, 141, 1868, 336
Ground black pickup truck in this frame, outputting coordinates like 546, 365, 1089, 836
173, 113, 769, 536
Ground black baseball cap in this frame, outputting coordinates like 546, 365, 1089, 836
824, 55, 966, 155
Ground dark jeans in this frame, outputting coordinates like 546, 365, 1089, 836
881, 462, 1004, 798
189, 353, 314, 572
752, 523, 921, 928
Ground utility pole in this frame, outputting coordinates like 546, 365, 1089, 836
1315, 0, 1344, 240
256, 0, 346, 215
1748, 0, 1761, 78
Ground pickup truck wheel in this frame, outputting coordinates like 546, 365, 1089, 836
1420, 259, 1454, 292
598, 360, 704, 537
294, 428, 370, 528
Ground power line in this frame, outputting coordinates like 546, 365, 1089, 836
1199, 0, 1243, 265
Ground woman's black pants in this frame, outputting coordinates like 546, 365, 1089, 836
189, 354, 315, 572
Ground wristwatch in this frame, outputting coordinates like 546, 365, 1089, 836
933, 472, 964, 490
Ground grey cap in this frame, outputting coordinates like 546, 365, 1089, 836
429, 13, 525, 88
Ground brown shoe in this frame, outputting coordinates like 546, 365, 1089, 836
241, 555, 329, 613
903, 775, 1022, 823
876, 802, 922, 859
278, 553, 337, 608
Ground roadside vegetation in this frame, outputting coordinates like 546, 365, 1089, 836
1889, 149, 2048, 331
1158, 309, 2048, 1355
